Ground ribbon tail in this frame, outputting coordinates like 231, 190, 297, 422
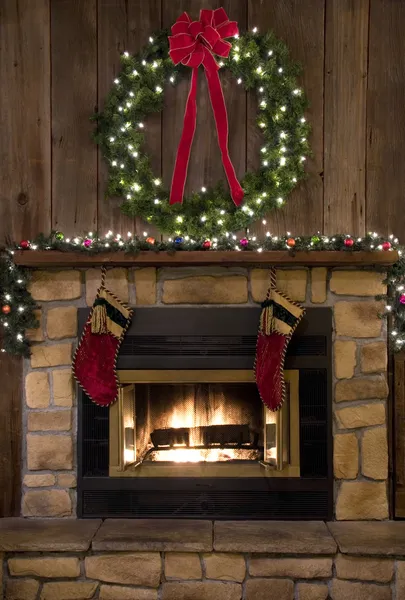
205, 66, 244, 206
169, 68, 198, 205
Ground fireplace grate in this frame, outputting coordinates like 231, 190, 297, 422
82, 489, 330, 519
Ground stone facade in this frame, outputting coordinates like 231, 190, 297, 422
23, 267, 389, 519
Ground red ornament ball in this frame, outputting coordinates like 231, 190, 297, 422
344, 237, 354, 247
400, 294, 405, 305
2, 305, 11, 315
202, 240, 211, 249
19, 240, 29, 249
287, 237, 296, 248
83, 238, 92, 248
382, 241, 391, 251
240, 237, 249, 247
146, 237, 155, 244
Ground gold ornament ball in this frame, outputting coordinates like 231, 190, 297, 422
2, 304, 11, 314
146, 237, 155, 244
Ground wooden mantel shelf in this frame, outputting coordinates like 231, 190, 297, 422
12, 250, 399, 268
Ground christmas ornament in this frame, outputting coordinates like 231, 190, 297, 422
383, 241, 391, 251
146, 237, 155, 244
169, 9, 243, 207
311, 235, 320, 244
240, 237, 249, 247
55, 232, 65, 241
19, 240, 29, 249
2, 305, 11, 314
174, 236, 184, 244
287, 237, 296, 248
73, 267, 132, 406
400, 294, 405, 305
255, 268, 305, 411
344, 238, 354, 247
83, 238, 92, 248
202, 240, 211, 249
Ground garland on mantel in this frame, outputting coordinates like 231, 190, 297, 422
1, 230, 404, 356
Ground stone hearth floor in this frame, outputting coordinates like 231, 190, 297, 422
2, 519, 405, 599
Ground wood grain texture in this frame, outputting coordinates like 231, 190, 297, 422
161, 0, 246, 198
367, 0, 405, 237
51, 0, 97, 236
0, 342, 22, 516
395, 352, 405, 516
248, 0, 325, 238
324, 0, 369, 236
97, 0, 137, 237
0, 0, 51, 243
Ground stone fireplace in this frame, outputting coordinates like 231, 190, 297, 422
22, 265, 389, 520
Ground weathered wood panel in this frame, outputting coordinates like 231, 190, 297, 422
51, 0, 97, 236
395, 352, 405, 517
324, 0, 369, 236
0, 343, 22, 516
0, 0, 51, 243
161, 0, 246, 207
248, 0, 325, 238
367, 0, 405, 237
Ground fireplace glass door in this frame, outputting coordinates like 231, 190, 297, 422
109, 370, 299, 478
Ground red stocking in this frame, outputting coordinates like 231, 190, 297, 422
73, 267, 132, 407
255, 269, 305, 411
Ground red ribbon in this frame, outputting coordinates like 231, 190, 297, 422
169, 8, 244, 206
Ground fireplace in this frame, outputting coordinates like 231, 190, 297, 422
78, 306, 332, 519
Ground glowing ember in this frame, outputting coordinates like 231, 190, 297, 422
151, 447, 259, 463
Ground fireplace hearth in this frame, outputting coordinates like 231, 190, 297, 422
78, 306, 332, 519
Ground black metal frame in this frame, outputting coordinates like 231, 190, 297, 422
77, 306, 333, 519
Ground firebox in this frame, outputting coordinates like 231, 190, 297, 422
78, 306, 333, 519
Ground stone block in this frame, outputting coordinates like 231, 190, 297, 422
362, 427, 388, 479
310, 268, 327, 303
29, 270, 81, 301
57, 473, 77, 488
203, 553, 245, 582
135, 268, 157, 305
27, 434, 73, 470
47, 306, 77, 339
330, 579, 391, 600
328, 521, 405, 556
249, 557, 332, 579
28, 410, 71, 432
85, 553, 161, 586
335, 376, 388, 402
31, 343, 72, 368
334, 433, 359, 479
334, 340, 357, 379
100, 587, 157, 600
336, 481, 388, 520
335, 403, 386, 430
161, 581, 242, 600
8, 556, 80, 578
86, 268, 129, 306
330, 270, 386, 296
251, 269, 307, 302
335, 554, 394, 583
22, 489, 72, 517
245, 579, 294, 600
163, 275, 247, 304
397, 561, 405, 599
296, 583, 329, 600
6, 579, 39, 600
40, 582, 98, 600
25, 372, 50, 408
361, 342, 387, 373
334, 301, 383, 338
52, 369, 74, 407
26, 309, 44, 341
23, 474, 55, 487
165, 552, 202, 580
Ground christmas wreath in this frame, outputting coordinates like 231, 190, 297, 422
94, 9, 310, 238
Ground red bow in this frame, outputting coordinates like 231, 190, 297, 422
168, 8, 244, 207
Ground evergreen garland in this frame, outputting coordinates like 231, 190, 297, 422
94, 29, 310, 237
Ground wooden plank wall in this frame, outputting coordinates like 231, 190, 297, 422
1, 0, 405, 242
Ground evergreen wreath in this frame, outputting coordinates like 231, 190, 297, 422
94, 28, 310, 238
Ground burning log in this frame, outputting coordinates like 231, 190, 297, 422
150, 427, 189, 448
150, 424, 252, 448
